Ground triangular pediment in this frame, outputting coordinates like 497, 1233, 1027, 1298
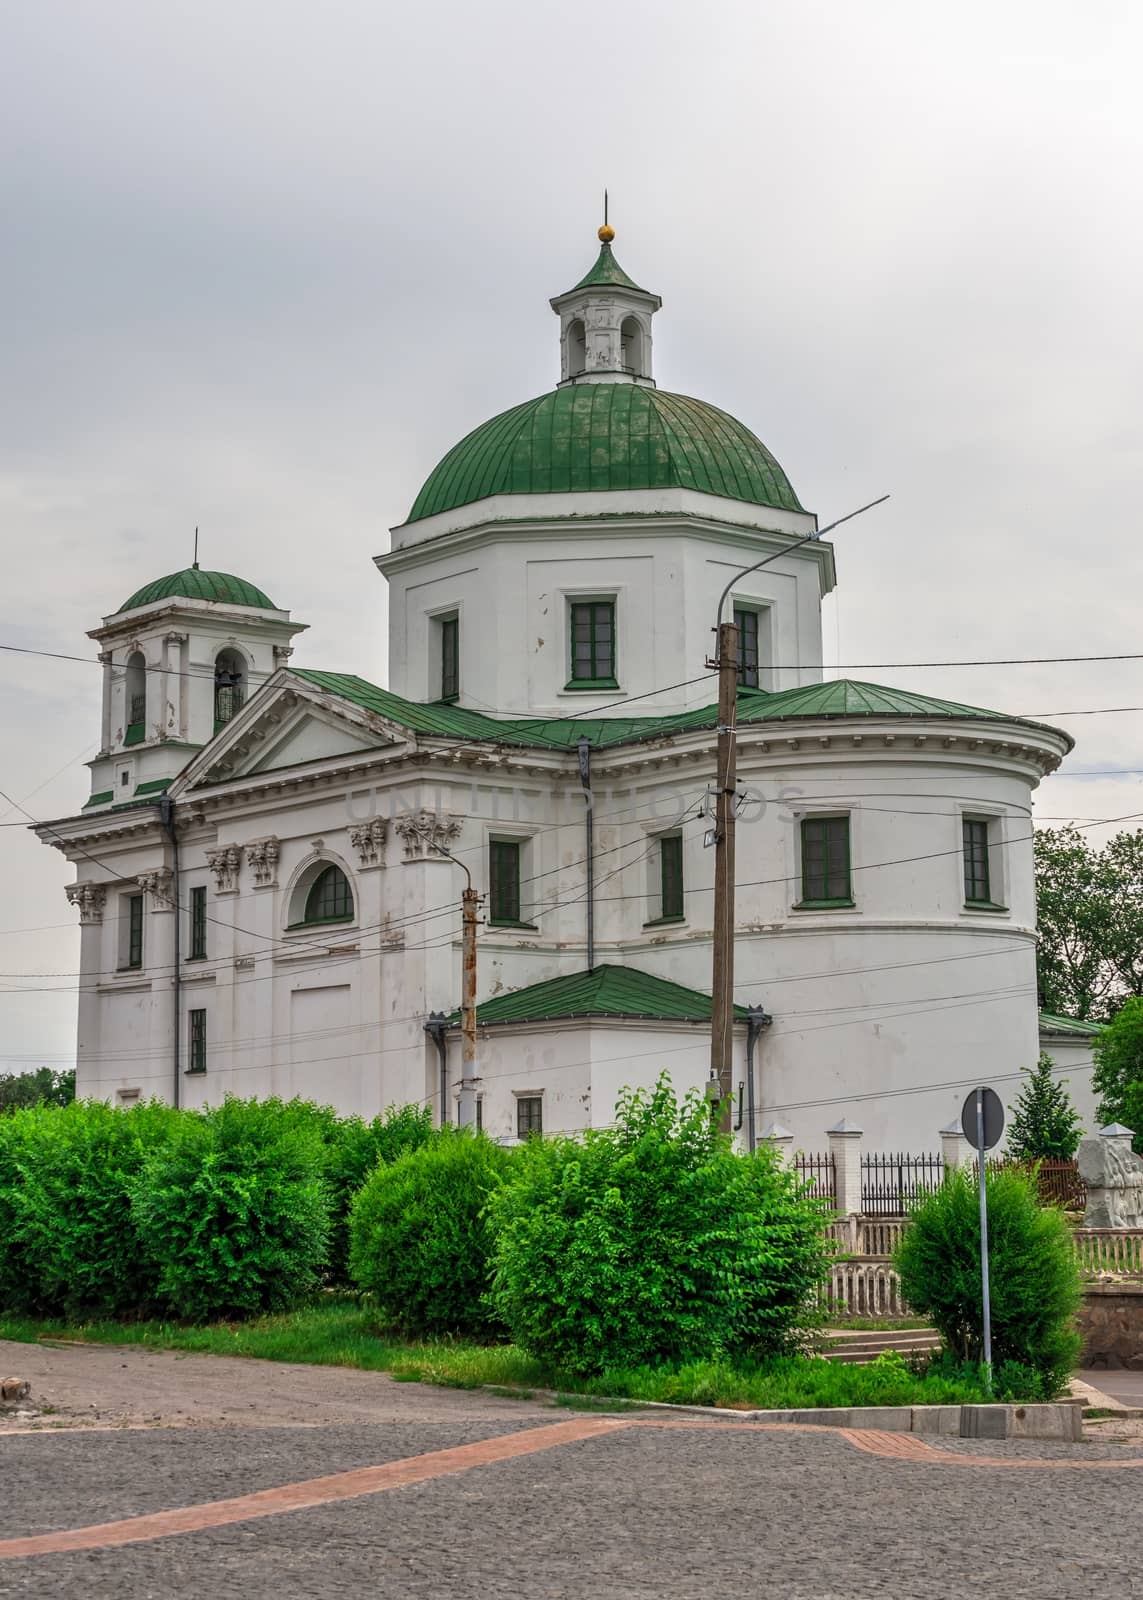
174, 672, 419, 793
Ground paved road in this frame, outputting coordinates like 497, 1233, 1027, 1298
1086, 1367, 1143, 1407
4, 1343, 1143, 1598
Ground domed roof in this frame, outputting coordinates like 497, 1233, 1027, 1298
407, 385, 804, 524
119, 568, 277, 614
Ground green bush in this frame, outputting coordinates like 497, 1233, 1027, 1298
1007, 1053, 1082, 1161
486, 1076, 832, 1377
349, 1129, 512, 1336
132, 1097, 330, 1320
1093, 996, 1143, 1151
894, 1165, 1081, 1396
0, 1100, 177, 1318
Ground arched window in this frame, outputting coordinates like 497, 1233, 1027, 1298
567, 317, 586, 378
214, 648, 246, 729
303, 864, 354, 924
124, 652, 146, 746
620, 317, 643, 376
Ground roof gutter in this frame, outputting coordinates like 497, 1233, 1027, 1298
577, 737, 595, 972
425, 1012, 450, 1126
158, 793, 181, 1110
744, 1004, 772, 1154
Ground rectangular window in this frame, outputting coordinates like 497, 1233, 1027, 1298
735, 608, 760, 689
660, 834, 684, 920
800, 817, 852, 905
126, 893, 144, 969
489, 840, 522, 924
963, 818, 992, 904
188, 1008, 207, 1074
568, 600, 616, 686
189, 885, 207, 960
476, 1096, 484, 1133
440, 616, 459, 702
517, 1095, 543, 1138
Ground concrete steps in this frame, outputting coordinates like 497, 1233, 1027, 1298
822, 1328, 941, 1365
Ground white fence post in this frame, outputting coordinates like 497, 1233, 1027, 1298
760, 1122, 795, 1164
827, 1118, 864, 1218
940, 1119, 973, 1173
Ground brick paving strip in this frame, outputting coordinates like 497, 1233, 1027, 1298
5, 1415, 1143, 1562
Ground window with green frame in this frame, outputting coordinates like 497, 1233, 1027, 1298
568, 600, 617, 687
302, 864, 354, 925
659, 833, 684, 920
126, 893, 144, 969
440, 615, 459, 702
189, 885, 207, 960
962, 818, 993, 904
188, 1008, 207, 1074
516, 1095, 543, 1137
489, 839, 522, 924
734, 608, 760, 689
799, 816, 852, 905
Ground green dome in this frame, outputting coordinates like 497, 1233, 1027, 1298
408, 385, 804, 523
119, 568, 277, 614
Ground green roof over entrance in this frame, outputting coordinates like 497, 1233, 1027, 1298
447, 963, 750, 1026
119, 568, 277, 614
1038, 1011, 1103, 1037
407, 385, 805, 523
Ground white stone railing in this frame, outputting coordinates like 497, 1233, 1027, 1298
828, 1259, 908, 1319
829, 1216, 908, 1257
1071, 1229, 1143, 1275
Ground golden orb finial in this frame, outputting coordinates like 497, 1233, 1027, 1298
598, 223, 615, 244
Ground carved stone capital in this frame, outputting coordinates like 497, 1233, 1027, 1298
205, 844, 243, 893
246, 836, 280, 888
66, 882, 107, 925
349, 818, 389, 868
137, 868, 174, 910
395, 810, 461, 861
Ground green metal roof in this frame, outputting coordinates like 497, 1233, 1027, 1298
1038, 1011, 1103, 1037
119, 568, 277, 614
447, 964, 750, 1027
293, 670, 1063, 753
566, 241, 650, 295
407, 385, 804, 523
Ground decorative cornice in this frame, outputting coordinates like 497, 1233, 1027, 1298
205, 844, 243, 893
349, 818, 389, 868
395, 810, 462, 860
137, 868, 174, 910
65, 882, 107, 925
246, 836, 280, 888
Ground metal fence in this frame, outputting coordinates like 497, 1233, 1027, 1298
860, 1152, 944, 1216
793, 1150, 836, 1204
974, 1157, 1087, 1212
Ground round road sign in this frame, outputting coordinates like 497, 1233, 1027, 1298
961, 1086, 1004, 1150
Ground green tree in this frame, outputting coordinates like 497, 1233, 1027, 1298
1034, 825, 1143, 1021
1092, 995, 1143, 1152
1006, 1052, 1082, 1161
0, 1068, 75, 1114
486, 1076, 831, 1377
894, 1166, 1081, 1397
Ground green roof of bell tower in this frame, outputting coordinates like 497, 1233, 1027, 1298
118, 568, 277, 614
567, 240, 651, 295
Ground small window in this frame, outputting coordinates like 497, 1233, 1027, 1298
440, 616, 459, 702
214, 649, 245, 729
620, 316, 643, 375
660, 834, 684, 920
963, 818, 992, 904
124, 652, 146, 746
800, 817, 852, 905
517, 1095, 543, 1138
126, 893, 144, 969
568, 600, 616, 687
188, 1008, 207, 1074
489, 840, 522, 924
189, 885, 207, 960
476, 1096, 484, 1133
567, 317, 586, 377
302, 864, 354, 924
735, 608, 760, 689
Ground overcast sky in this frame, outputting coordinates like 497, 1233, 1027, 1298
3, 0, 1142, 1069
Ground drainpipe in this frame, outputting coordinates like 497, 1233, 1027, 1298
158, 793, 181, 1109
577, 737, 595, 972
744, 1004, 771, 1154
425, 1013, 449, 1126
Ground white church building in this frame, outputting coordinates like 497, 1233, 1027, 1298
39, 224, 1089, 1150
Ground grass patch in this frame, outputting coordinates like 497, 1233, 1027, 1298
0, 1299, 995, 1409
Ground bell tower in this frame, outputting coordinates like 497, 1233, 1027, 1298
550, 221, 662, 386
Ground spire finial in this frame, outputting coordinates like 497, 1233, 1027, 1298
192, 526, 200, 570
598, 188, 614, 244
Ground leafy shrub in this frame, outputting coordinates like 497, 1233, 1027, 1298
1007, 1053, 1082, 1161
894, 1165, 1081, 1396
0, 1068, 75, 1114
1093, 996, 1143, 1151
349, 1129, 512, 1336
0, 1100, 177, 1317
132, 1097, 330, 1320
486, 1076, 832, 1377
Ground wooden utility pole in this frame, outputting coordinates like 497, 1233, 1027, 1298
709, 617, 739, 1134
458, 883, 480, 1129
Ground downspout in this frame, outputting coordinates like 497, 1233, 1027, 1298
159, 793, 181, 1110
744, 1004, 771, 1154
425, 1013, 449, 1126
576, 737, 595, 972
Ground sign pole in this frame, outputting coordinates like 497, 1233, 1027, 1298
975, 1086, 993, 1385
